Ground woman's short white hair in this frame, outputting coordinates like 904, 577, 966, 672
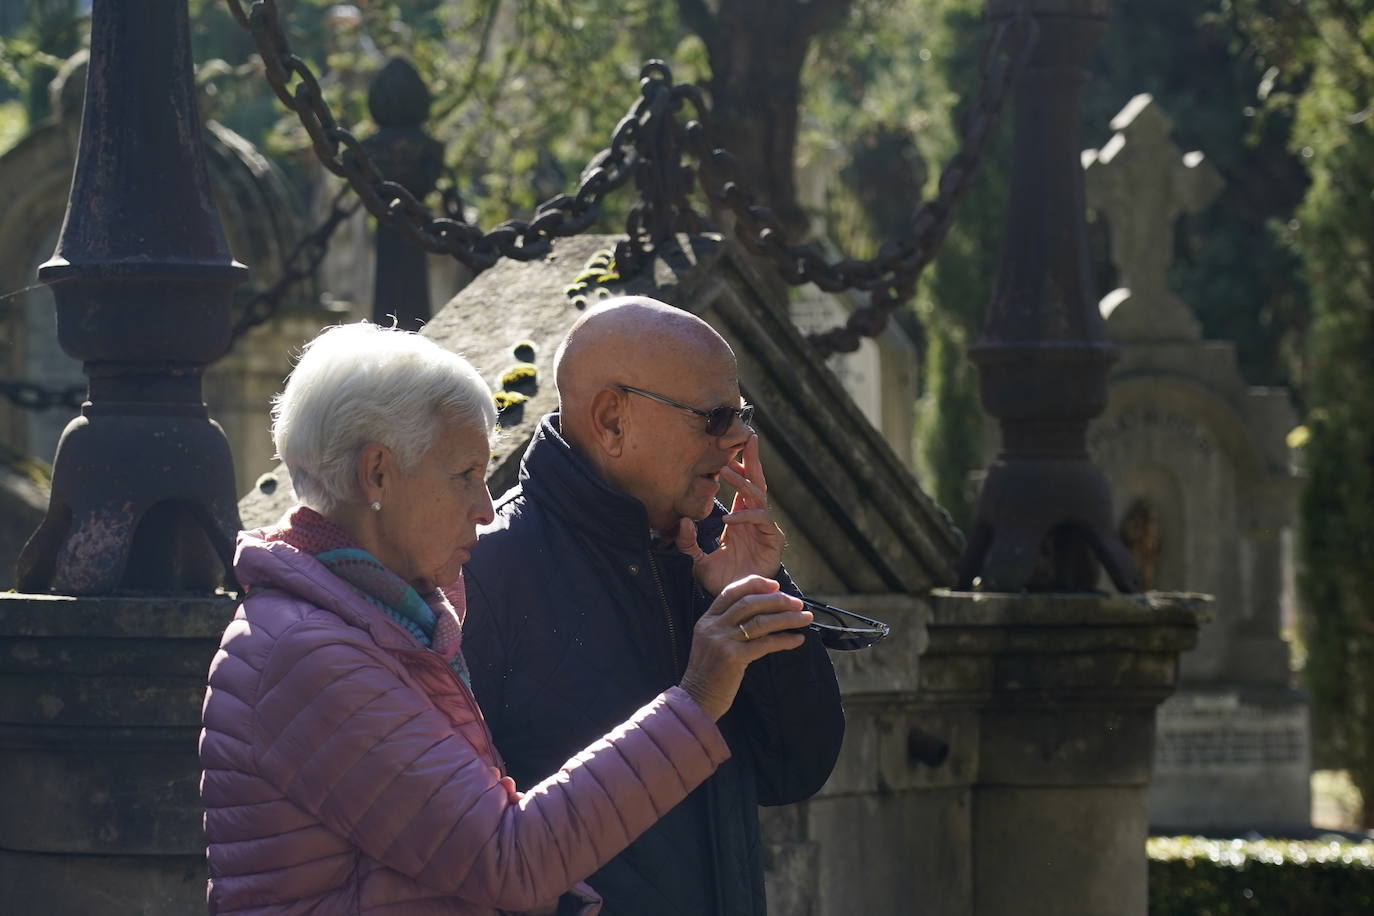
272, 322, 495, 513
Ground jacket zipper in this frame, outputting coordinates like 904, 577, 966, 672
645, 551, 681, 673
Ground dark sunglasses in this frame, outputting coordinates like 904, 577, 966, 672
798, 597, 892, 651
618, 385, 754, 438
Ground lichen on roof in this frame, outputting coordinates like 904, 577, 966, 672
0, 443, 52, 493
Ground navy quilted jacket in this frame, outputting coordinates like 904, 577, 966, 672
464, 414, 845, 915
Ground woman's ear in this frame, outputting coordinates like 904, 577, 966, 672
589, 387, 626, 458
355, 442, 390, 503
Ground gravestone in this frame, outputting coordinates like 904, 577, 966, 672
1083, 94, 1309, 832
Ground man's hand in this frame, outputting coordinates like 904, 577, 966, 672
675, 433, 786, 596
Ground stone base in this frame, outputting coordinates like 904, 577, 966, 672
1149, 685, 1311, 833
0, 849, 205, 915
923, 589, 1205, 916
0, 592, 232, 913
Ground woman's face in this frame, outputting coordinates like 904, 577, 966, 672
375, 416, 494, 593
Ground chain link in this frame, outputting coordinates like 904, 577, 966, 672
686, 8, 1037, 356
0, 379, 85, 413
226, 0, 640, 270
230, 184, 359, 343
226, 0, 1034, 358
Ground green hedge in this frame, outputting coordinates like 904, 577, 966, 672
1149, 836, 1374, 915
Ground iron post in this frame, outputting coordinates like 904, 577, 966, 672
957, 0, 1139, 592
17, 0, 246, 594
362, 57, 443, 329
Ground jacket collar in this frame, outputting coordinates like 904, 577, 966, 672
515, 412, 724, 552
234, 525, 438, 654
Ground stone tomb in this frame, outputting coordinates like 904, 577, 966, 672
1083, 94, 1309, 832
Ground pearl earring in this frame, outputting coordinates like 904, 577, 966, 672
370, 501, 382, 511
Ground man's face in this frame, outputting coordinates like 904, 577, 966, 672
616, 352, 753, 534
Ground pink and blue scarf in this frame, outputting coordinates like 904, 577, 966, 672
269, 506, 473, 688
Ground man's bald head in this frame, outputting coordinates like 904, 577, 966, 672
551, 296, 751, 532
555, 296, 735, 419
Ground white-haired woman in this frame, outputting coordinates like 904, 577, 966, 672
199, 322, 810, 915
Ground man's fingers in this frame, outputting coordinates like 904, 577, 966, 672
742, 628, 807, 659
703, 574, 780, 618
721, 465, 767, 506
721, 508, 774, 528
742, 433, 768, 491
719, 591, 805, 629
735, 606, 811, 640
676, 517, 705, 558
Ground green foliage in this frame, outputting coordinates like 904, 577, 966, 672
219, 0, 700, 229
1229, 0, 1374, 823
0, 99, 24, 157
1148, 836, 1374, 914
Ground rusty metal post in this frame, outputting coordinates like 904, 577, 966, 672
957, 0, 1139, 592
16, 0, 246, 594
363, 57, 443, 329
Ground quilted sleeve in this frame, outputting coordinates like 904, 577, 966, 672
254, 618, 729, 911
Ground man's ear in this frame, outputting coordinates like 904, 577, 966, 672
589, 387, 626, 458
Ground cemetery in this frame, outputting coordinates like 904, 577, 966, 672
1, 0, 1372, 913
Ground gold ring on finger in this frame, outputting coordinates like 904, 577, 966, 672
738, 622, 751, 641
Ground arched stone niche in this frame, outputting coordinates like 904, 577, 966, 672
1088, 373, 1291, 683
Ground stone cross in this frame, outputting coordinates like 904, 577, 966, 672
1083, 94, 1223, 341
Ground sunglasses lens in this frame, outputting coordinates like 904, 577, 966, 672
705, 404, 753, 437
802, 601, 891, 651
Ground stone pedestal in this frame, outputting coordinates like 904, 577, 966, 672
1149, 686, 1310, 833
922, 590, 1203, 916
0, 593, 232, 913
777, 589, 1201, 915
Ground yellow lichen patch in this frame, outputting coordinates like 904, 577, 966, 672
499, 363, 538, 391
493, 391, 529, 410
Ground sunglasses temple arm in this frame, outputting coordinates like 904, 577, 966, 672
797, 597, 888, 629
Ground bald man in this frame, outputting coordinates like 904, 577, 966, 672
463, 297, 844, 915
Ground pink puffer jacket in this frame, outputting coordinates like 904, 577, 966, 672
200, 529, 730, 915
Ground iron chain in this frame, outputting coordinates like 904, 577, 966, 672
226, 0, 639, 270
685, 8, 1037, 356
0, 379, 85, 413
226, 0, 1035, 357
230, 184, 359, 343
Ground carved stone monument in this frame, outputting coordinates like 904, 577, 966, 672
1084, 94, 1310, 832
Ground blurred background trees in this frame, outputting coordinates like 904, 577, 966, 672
2, 0, 1373, 824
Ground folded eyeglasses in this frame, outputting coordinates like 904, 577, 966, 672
797, 597, 891, 651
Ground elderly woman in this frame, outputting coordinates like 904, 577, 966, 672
200, 323, 810, 915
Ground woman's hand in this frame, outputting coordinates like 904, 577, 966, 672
677, 575, 811, 720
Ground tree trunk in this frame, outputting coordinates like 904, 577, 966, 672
680, 0, 853, 240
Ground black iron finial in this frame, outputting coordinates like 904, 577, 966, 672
956, 0, 1140, 593
18, 0, 247, 594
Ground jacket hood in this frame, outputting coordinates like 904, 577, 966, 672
234, 525, 426, 653
512, 413, 725, 552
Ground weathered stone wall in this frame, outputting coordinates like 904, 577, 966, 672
0, 593, 233, 914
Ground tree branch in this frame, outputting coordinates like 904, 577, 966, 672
675, 0, 719, 47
